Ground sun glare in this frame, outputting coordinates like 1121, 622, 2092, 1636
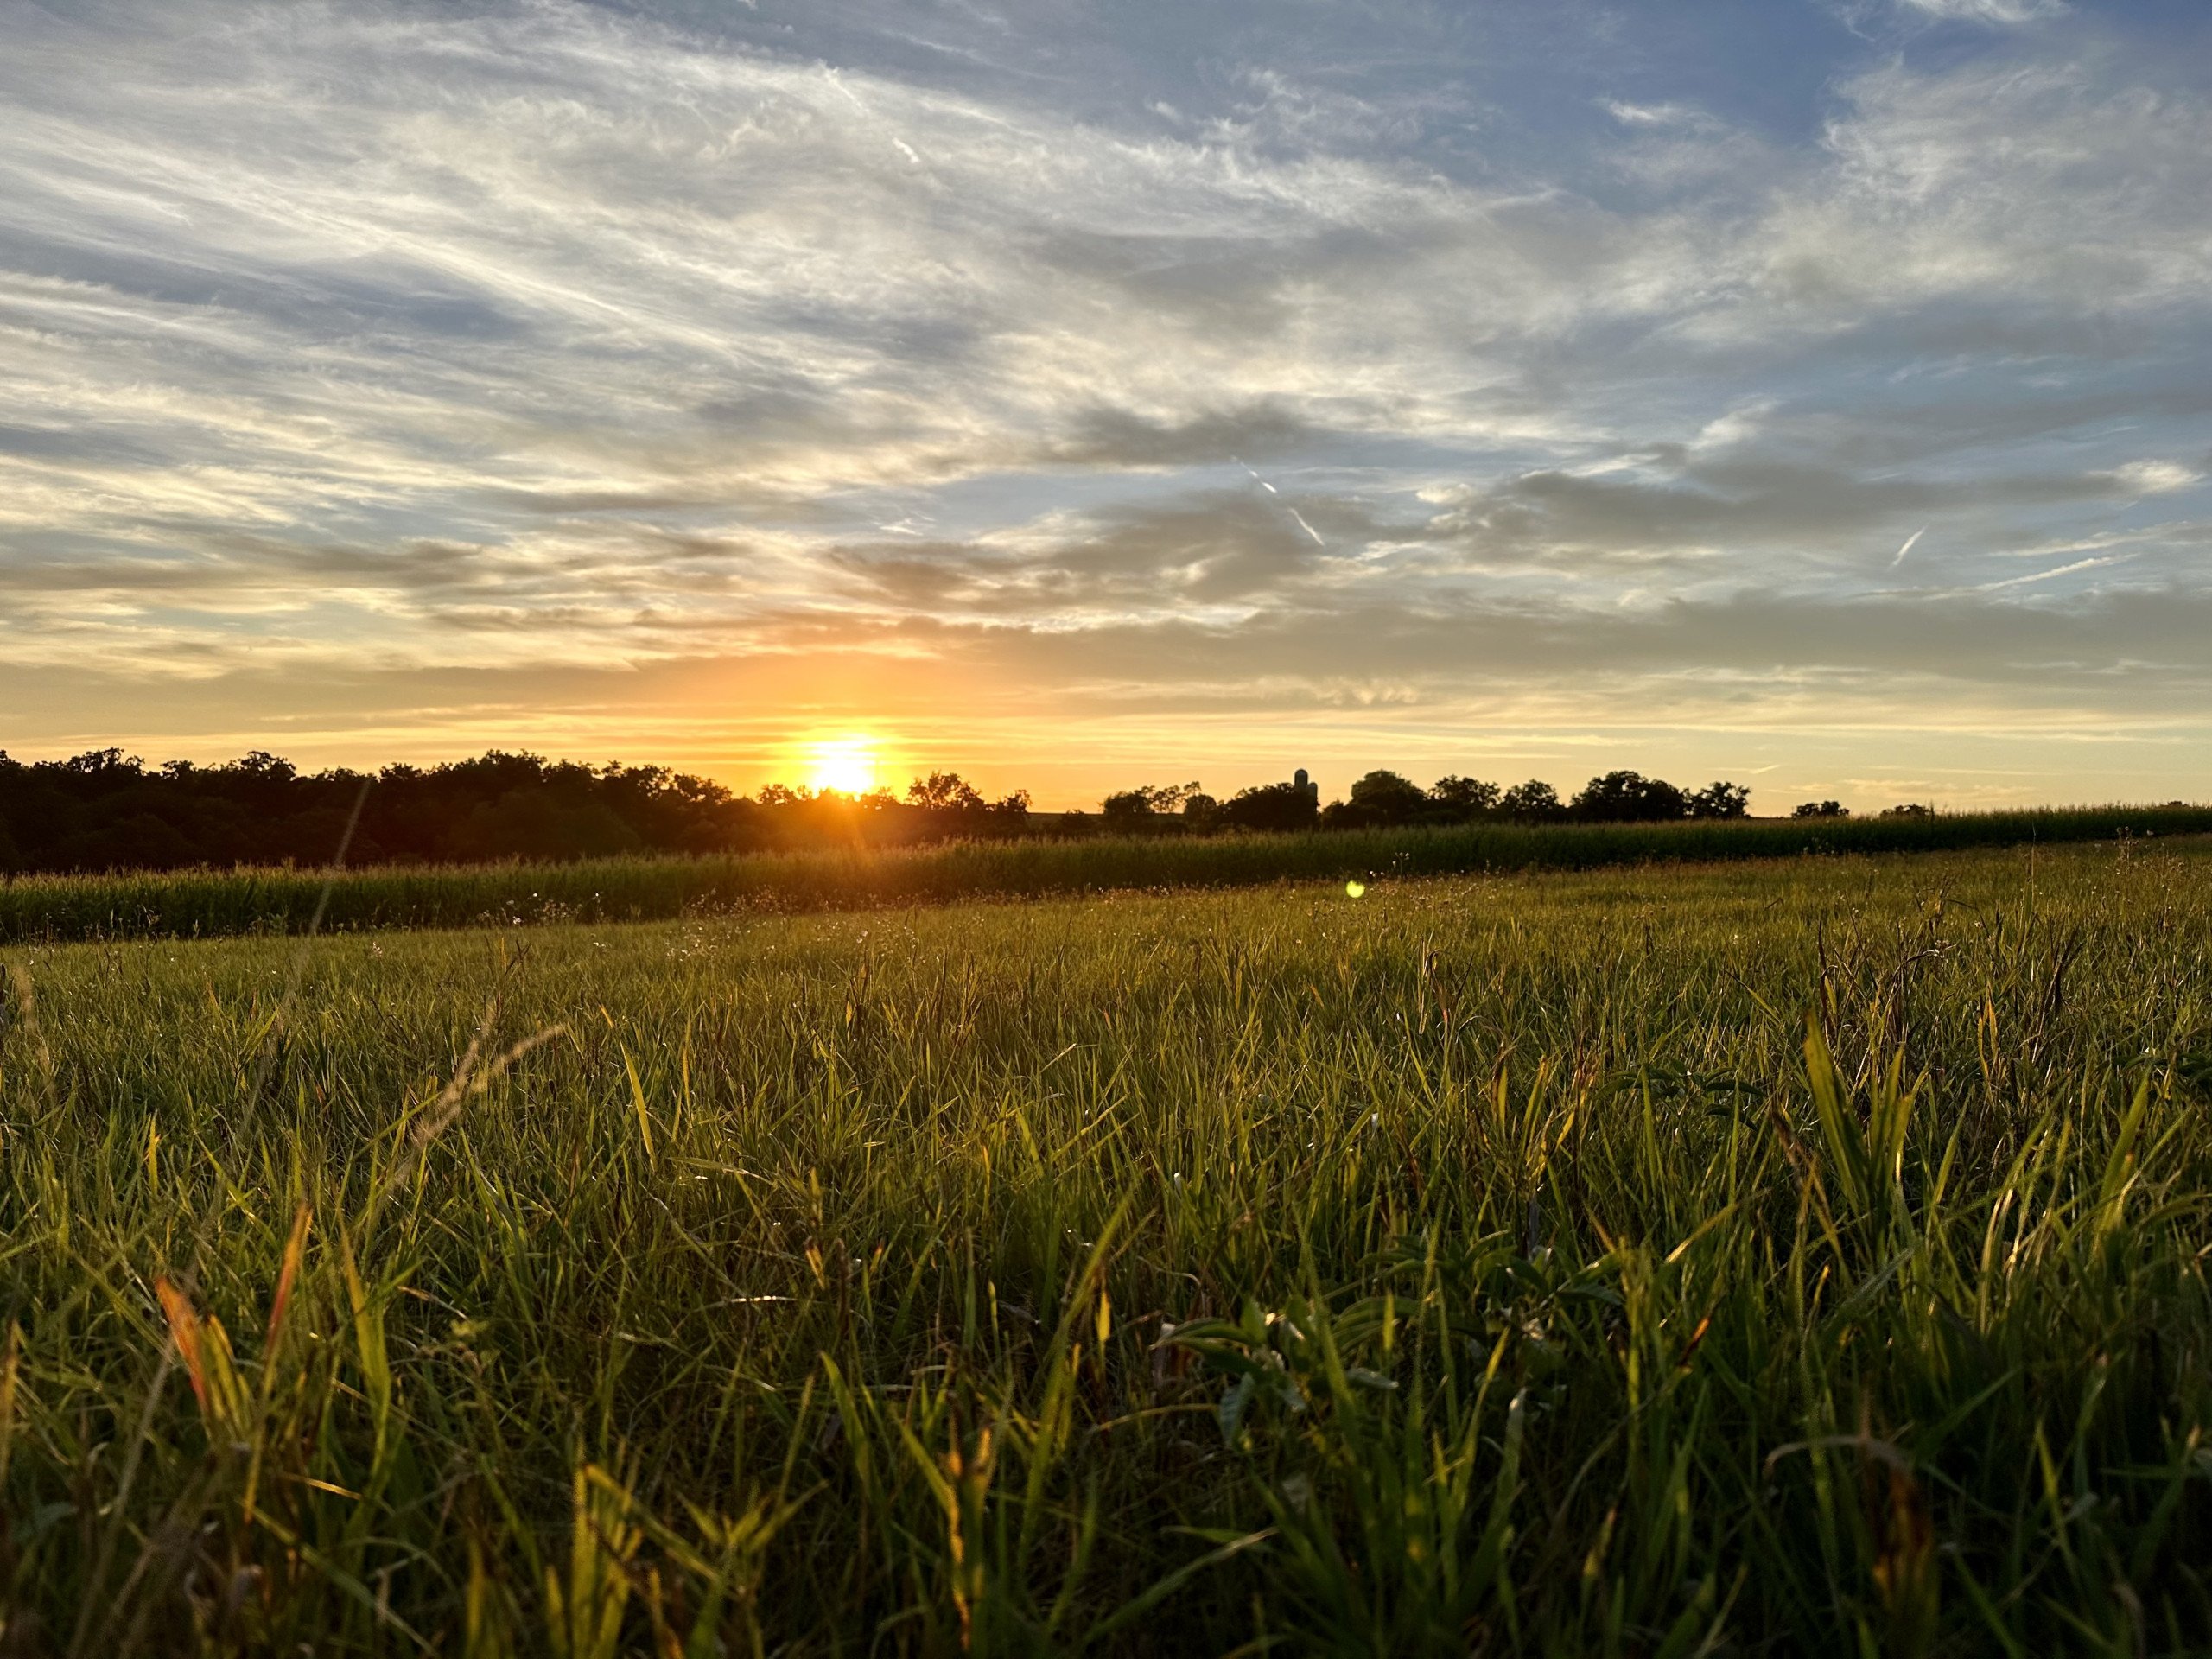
804, 735, 880, 796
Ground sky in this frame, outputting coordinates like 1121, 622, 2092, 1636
3, 0, 2209, 811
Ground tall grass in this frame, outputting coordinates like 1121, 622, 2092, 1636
4, 801, 2209, 944
2, 840, 2209, 1651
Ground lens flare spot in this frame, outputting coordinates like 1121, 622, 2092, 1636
1345, 880, 1366, 898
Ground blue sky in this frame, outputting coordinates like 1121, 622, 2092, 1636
3, 0, 2209, 809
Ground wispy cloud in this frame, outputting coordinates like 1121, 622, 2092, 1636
1893, 0, 2067, 24
1600, 99, 1724, 132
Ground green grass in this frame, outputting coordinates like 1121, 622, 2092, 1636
4, 801, 2209, 944
3, 838, 2212, 1653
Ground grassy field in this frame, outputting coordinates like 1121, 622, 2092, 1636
5, 802, 2210, 944
3, 839, 2211, 1654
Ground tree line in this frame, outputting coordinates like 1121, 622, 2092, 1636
1103, 770, 1757, 833
0, 747, 1893, 875
0, 749, 1039, 874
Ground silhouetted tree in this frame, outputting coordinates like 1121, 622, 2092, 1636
907, 772, 987, 812
1573, 771, 1689, 823
1323, 770, 1428, 829
1792, 800, 1849, 818
0, 747, 767, 872
1688, 781, 1751, 820
1351, 770, 1427, 821
1881, 802, 1934, 818
1500, 780, 1563, 821
1102, 783, 1199, 826
1427, 776, 1502, 819
1217, 780, 1320, 832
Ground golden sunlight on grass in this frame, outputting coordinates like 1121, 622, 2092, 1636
802, 733, 881, 795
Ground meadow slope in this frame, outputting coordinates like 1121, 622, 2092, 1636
2, 841, 2210, 1652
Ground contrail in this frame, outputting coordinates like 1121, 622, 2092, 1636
1230, 455, 1278, 493
1891, 526, 1926, 566
1980, 553, 2128, 592
1232, 454, 1321, 547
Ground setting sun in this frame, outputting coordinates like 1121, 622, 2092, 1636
804, 734, 881, 796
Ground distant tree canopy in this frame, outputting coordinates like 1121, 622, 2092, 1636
1100, 783, 1201, 826
1345, 769, 1429, 823
1793, 800, 1850, 819
1572, 770, 1689, 823
1500, 780, 1562, 821
1559, 772, 1748, 823
1428, 775, 1502, 816
1316, 769, 1751, 830
1687, 780, 1752, 820
907, 772, 1006, 816
0, 748, 1768, 875
1217, 781, 1320, 833
0, 750, 1028, 874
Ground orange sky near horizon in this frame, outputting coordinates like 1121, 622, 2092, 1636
7, 649, 2204, 817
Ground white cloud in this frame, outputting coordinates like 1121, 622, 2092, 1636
2109, 461, 2202, 495
1895, 0, 2067, 23
1600, 99, 1722, 131
1737, 55, 2212, 332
